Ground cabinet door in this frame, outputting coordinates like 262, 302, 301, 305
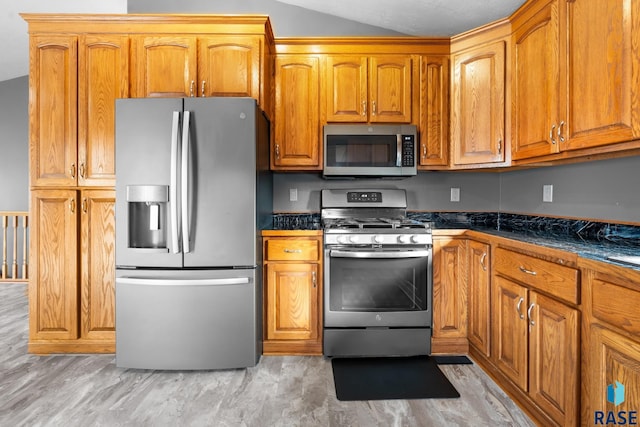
80, 190, 116, 341
528, 291, 579, 427
512, 0, 561, 160
468, 240, 491, 357
493, 276, 528, 390
561, 0, 640, 150
432, 237, 468, 353
419, 56, 449, 167
273, 56, 321, 169
369, 55, 413, 123
588, 325, 640, 419
29, 36, 78, 187
198, 36, 260, 99
452, 41, 506, 166
133, 36, 197, 98
29, 190, 78, 340
266, 263, 319, 341
78, 35, 129, 187
325, 56, 368, 122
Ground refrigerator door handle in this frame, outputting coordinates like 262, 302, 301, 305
181, 110, 191, 253
170, 111, 181, 254
117, 277, 250, 286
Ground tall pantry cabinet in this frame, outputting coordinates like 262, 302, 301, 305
22, 14, 274, 353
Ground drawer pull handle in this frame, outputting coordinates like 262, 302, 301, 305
312, 271, 317, 288
516, 297, 524, 320
527, 303, 535, 326
283, 248, 302, 254
480, 253, 487, 271
519, 266, 537, 276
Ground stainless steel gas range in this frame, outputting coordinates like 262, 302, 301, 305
321, 189, 433, 357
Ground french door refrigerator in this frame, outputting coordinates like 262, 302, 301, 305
114, 97, 271, 370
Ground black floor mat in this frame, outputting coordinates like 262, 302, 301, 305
432, 355, 473, 365
331, 356, 460, 401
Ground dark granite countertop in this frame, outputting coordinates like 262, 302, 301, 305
269, 212, 640, 271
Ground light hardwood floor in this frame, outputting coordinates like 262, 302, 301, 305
0, 283, 534, 426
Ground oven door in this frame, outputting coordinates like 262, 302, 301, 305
324, 247, 432, 328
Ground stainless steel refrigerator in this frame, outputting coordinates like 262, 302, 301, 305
114, 97, 271, 370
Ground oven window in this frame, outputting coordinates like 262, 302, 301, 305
326, 135, 396, 167
329, 256, 428, 312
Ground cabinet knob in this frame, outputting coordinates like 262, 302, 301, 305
362, 100, 367, 116
201, 80, 206, 97
275, 144, 280, 160
372, 100, 377, 115
550, 124, 557, 144
480, 252, 487, 271
81, 198, 88, 213
312, 271, 317, 288
69, 163, 76, 179
79, 162, 86, 179
189, 80, 195, 97
69, 198, 76, 214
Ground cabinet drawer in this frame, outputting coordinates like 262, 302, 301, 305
592, 278, 640, 336
265, 239, 320, 261
495, 247, 579, 304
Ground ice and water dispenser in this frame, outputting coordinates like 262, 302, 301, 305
126, 185, 169, 252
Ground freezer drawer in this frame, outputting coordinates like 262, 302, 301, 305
115, 269, 260, 370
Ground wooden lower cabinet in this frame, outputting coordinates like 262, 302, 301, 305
489, 244, 580, 427
467, 239, 491, 357
581, 258, 640, 425
262, 231, 323, 355
29, 189, 115, 353
431, 235, 468, 354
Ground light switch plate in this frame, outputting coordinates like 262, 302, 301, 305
543, 184, 553, 203
289, 188, 298, 202
450, 187, 460, 202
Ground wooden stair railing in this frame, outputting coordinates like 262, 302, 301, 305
1, 211, 29, 282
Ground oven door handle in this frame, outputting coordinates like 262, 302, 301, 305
330, 249, 430, 259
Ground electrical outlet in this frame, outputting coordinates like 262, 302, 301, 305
450, 187, 460, 202
543, 184, 553, 203
289, 188, 298, 202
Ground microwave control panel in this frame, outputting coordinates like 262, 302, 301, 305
402, 135, 415, 167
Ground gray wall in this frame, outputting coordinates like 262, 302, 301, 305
272, 172, 501, 213
127, 0, 406, 36
0, 76, 29, 211
500, 156, 640, 224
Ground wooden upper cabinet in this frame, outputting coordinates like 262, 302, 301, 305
325, 55, 412, 123
562, 0, 640, 151
29, 35, 78, 187
325, 56, 368, 122
132, 36, 198, 98
369, 55, 413, 123
512, 0, 640, 162
418, 56, 449, 167
198, 36, 261, 99
273, 55, 321, 169
512, 0, 560, 160
451, 41, 506, 166
78, 35, 129, 187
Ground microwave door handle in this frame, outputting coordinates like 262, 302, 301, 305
330, 249, 430, 259
170, 111, 181, 254
396, 134, 402, 167
181, 110, 191, 254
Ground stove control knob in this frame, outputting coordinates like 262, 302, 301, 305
398, 235, 410, 244
349, 235, 360, 243
410, 235, 421, 243
373, 235, 384, 244
337, 235, 348, 244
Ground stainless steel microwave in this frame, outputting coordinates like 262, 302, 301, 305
323, 124, 417, 178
